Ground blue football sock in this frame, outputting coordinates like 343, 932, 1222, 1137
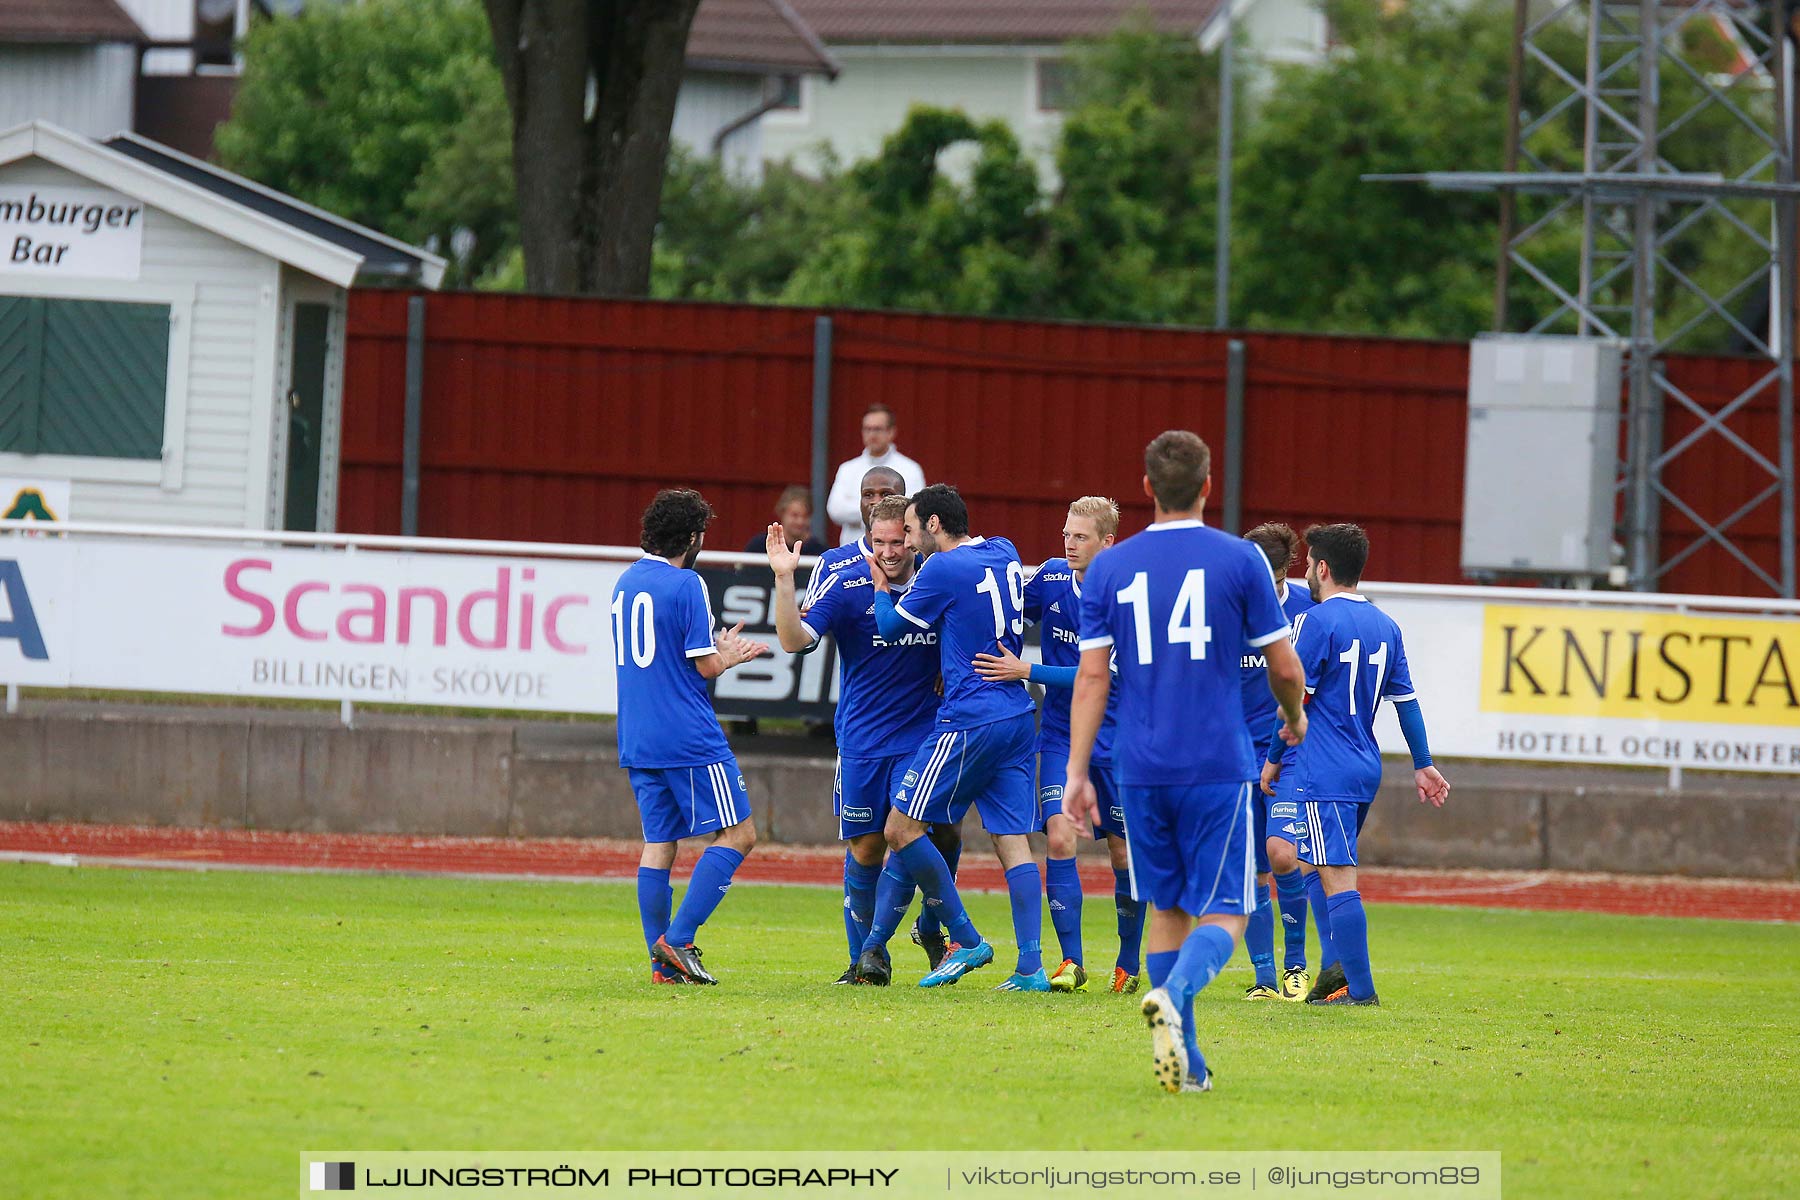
664, 845, 744, 947
861, 854, 917, 954
1180, 987, 1206, 1081
1164, 923, 1236, 1013
843, 853, 880, 963
636, 866, 671, 967
1305, 871, 1338, 967
1327, 890, 1375, 1000
895, 837, 980, 949
1005, 862, 1044, 976
1113, 868, 1144, 975
1146, 949, 1178, 990
918, 834, 962, 940
1045, 856, 1084, 966
1274, 869, 1310, 971
1245, 883, 1277, 987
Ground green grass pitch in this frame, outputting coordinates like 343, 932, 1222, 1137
3, 863, 1797, 1198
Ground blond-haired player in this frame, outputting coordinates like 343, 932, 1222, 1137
974, 497, 1146, 993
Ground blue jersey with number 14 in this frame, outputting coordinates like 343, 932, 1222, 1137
891, 536, 1034, 730
1078, 521, 1290, 786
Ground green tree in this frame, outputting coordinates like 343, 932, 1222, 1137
779, 107, 1050, 314
216, 0, 512, 287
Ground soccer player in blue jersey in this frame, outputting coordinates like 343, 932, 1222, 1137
800, 467, 906, 608
1238, 523, 1317, 1002
1065, 431, 1308, 1093
613, 489, 771, 986
855, 483, 1047, 991
1261, 523, 1450, 1006
973, 496, 1147, 995
767, 495, 942, 984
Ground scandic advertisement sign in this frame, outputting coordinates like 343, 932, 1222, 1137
0, 538, 1794, 772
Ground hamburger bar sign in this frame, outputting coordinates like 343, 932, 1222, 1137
0, 184, 144, 280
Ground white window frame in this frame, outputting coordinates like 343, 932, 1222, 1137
0, 277, 194, 490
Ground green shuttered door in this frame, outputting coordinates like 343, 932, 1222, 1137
0, 295, 169, 460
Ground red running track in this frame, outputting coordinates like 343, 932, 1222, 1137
2, 821, 1796, 923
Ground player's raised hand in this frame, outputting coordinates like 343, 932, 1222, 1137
715, 620, 770, 667
972, 642, 1030, 683
863, 554, 890, 593
765, 523, 801, 577
1062, 772, 1100, 834
1259, 758, 1283, 798
1415, 765, 1450, 808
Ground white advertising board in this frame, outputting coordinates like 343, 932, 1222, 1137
0, 186, 145, 280
0, 537, 625, 713
1366, 587, 1800, 774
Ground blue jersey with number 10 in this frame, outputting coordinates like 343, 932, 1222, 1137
1078, 521, 1291, 786
611, 556, 730, 769
1291, 593, 1417, 804
891, 536, 1034, 730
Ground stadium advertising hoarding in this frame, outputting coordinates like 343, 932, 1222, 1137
1372, 590, 1800, 774
0, 536, 624, 713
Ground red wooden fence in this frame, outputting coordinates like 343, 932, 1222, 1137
340, 291, 1788, 596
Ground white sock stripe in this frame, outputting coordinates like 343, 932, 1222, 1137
911, 732, 956, 820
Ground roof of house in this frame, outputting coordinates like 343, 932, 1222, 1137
0, 122, 443, 289
688, 0, 840, 77
786, 0, 1221, 44
0, 0, 145, 44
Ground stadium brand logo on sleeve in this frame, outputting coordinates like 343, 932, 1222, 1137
0, 560, 48, 660
309, 1161, 354, 1191
1481, 604, 1799, 727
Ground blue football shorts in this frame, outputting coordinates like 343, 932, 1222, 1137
628, 756, 751, 844
1117, 779, 1256, 917
893, 711, 1037, 837
1267, 791, 1371, 868
1037, 749, 1128, 840
834, 753, 908, 840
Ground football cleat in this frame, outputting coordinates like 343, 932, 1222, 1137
650, 965, 687, 985
1180, 1070, 1215, 1094
1308, 986, 1380, 1007
854, 945, 892, 987
1243, 982, 1281, 1001
832, 964, 861, 985
994, 968, 1051, 992
918, 940, 995, 987
910, 919, 949, 971
1305, 961, 1346, 1004
651, 936, 716, 985
1280, 967, 1311, 1002
1049, 959, 1089, 993
1109, 966, 1145, 995
1140, 988, 1186, 1094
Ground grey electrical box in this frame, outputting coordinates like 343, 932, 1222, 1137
1462, 336, 1623, 578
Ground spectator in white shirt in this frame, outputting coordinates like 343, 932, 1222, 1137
825, 403, 926, 546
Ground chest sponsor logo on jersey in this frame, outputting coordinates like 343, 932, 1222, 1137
1051, 627, 1079, 644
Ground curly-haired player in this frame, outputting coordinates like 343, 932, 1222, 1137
614, 489, 770, 985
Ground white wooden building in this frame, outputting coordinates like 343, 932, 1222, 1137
0, 121, 442, 533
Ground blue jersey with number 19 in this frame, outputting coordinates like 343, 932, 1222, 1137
611, 555, 730, 769
1078, 520, 1290, 786
891, 536, 1034, 730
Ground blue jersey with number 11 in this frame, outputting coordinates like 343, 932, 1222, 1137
891, 536, 1034, 730
1291, 593, 1416, 804
1078, 521, 1290, 786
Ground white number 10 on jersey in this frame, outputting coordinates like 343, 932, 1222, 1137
1117, 569, 1212, 664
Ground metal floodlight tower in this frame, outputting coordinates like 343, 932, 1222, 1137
1372, 0, 1799, 597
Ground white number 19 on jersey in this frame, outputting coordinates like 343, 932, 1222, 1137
1117, 569, 1212, 665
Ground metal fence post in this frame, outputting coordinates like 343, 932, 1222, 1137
810, 315, 833, 544
402, 295, 426, 538
1223, 338, 1247, 534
